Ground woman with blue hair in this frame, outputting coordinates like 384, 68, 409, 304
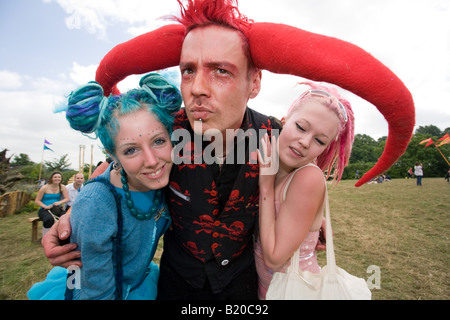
28, 73, 182, 300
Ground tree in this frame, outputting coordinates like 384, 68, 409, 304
0, 149, 24, 194
346, 126, 449, 180
18, 163, 41, 183
384, 133, 449, 178
45, 154, 72, 172
11, 153, 35, 167
415, 125, 442, 137
350, 134, 380, 163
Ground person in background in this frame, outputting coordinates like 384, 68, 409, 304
35, 172, 69, 235
65, 172, 84, 211
407, 167, 413, 179
414, 162, 423, 186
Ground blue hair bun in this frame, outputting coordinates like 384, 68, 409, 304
139, 73, 182, 115
66, 82, 105, 134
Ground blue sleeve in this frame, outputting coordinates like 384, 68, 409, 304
70, 183, 118, 300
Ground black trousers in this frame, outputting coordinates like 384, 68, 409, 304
38, 208, 64, 228
157, 255, 258, 300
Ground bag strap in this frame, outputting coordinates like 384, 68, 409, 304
323, 184, 337, 274
47, 209, 60, 223
283, 163, 337, 274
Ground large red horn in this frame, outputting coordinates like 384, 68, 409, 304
248, 22, 415, 186
95, 24, 186, 96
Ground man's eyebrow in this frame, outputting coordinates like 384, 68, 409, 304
180, 61, 238, 73
180, 62, 194, 69
206, 61, 238, 72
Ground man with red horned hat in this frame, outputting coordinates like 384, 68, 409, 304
42, 0, 414, 300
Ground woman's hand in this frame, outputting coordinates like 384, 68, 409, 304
257, 133, 279, 181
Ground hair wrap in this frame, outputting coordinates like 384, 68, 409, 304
139, 73, 182, 115
66, 82, 107, 134
95, 24, 185, 96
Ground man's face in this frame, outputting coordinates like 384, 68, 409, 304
179, 25, 261, 135
74, 174, 84, 186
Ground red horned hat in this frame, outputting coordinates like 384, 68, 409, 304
95, 20, 414, 187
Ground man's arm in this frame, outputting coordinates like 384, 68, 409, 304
41, 209, 82, 268
315, 217, 327, 251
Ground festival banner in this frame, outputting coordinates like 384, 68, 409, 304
419, 138, 434, 147
43, 138, 54, 152
43, 145, 54, 152
437, 133, 450, 147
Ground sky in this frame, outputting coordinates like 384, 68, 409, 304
1, 0, 449, 171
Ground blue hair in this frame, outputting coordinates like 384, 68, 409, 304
65, 73, 182, 157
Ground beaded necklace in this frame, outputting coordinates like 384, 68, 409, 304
120, 169, 163, 221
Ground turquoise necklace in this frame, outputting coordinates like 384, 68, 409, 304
120, 169, 163, 221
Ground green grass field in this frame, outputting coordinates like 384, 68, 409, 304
1, 177, 448, 300
325, 177, 449, 300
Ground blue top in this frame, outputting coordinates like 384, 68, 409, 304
40, 193, 61, 208
70, 163, 170, 300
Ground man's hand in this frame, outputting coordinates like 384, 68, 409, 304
41, 212, 81, 268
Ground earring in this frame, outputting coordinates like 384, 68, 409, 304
113, 161, 121, 172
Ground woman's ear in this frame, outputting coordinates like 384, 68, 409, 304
106, 151, 119, 167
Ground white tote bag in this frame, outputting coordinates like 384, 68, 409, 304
266, 168, 371, 300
